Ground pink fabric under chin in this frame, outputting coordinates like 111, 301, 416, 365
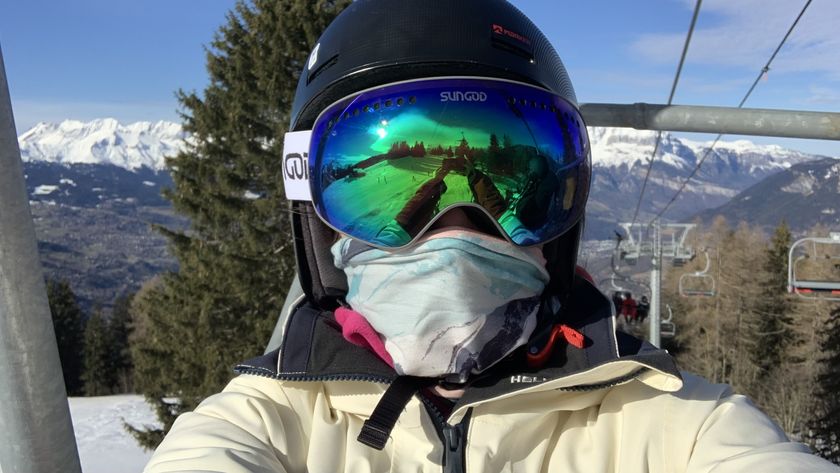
334, 307, 394, 367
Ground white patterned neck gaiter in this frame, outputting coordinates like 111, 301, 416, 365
331, 229, 550, 381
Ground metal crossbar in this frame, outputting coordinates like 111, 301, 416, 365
581, 103, 840, 141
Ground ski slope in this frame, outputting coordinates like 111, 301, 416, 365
70, 394, 157, 473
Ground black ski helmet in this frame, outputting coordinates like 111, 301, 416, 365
289, 0, 588, 306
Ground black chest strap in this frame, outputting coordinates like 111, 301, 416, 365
358, 376, 434, 450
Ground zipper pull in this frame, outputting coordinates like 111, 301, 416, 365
443, 424, 460, 451
441, 420, 467, 473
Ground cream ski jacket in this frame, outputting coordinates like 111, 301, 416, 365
145, 280, 837, 473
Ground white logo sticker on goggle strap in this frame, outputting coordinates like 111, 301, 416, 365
282, 130, 313, 201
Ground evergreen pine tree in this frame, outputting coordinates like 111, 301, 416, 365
129, 0, 351, 449
489, 133, 500, 153
502, 134, 513, 150
82, 308, 116, 396
751, 222, 795, 381
813, 305, 840, 464
110, 293, 135, 392
46, 279, 86, 396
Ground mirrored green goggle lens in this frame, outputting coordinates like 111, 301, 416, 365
309, 78, 591, 248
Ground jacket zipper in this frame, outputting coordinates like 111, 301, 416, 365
553, 368, 643, 392
441, 419, 468, 473
235, 366, 393, 384
420, 396, 471, 473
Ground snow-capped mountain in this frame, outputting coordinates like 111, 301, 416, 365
590, 127, 815, 175
17, 119, 185, 310
584, 127, 826, 239
18, 118, 185, 171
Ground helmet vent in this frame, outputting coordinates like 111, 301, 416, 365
307, 54, 339, 85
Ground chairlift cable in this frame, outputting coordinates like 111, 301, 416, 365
737, 0, 813, 110
648, 0, 814, 224
629, 0, 703, 228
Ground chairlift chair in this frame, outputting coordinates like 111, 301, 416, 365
679, 249, 716, 297
601, 273, 651, 300
660, 304, 676, 338
671, 249, 694, 267
669, 243, 695, 267
616, 225, 643, 266
617, 239, 641, 266
658, 223, 696, 267
660, 322, 676, 338
620, 242, 641, 266
607, 273, 625, 292
788, 233, 840, 302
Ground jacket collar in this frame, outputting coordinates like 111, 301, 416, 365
235, 276, 683, 418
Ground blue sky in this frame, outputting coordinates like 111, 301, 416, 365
1, 0, 837, 156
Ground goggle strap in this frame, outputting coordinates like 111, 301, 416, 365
282, 130, 314, 201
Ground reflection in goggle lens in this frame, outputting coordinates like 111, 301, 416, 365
310, 78, 590, 248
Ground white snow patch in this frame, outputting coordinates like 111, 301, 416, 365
69, 394, 158, 473
59, 178, 77, 187
33, 185, 59, 195
142, 181, 156, 187
92, 187, 104, 192
781, 174, 818, 195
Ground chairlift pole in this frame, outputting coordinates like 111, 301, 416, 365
714, 250, 722, 383
0, 44, 83, 473
649, 219, 662, 347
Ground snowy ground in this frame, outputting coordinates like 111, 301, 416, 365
70, 394, 158, 473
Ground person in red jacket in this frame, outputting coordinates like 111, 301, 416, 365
622, 292, 638, 324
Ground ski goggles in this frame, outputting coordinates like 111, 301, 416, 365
283, 77, 590, 249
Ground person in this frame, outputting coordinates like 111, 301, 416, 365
513, 152, 561, 230
612, 291, 624, 316
622, 291, 638, 324
144, 1, 838, 471
374, 159, 539, 247
638, 295, 651, 324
